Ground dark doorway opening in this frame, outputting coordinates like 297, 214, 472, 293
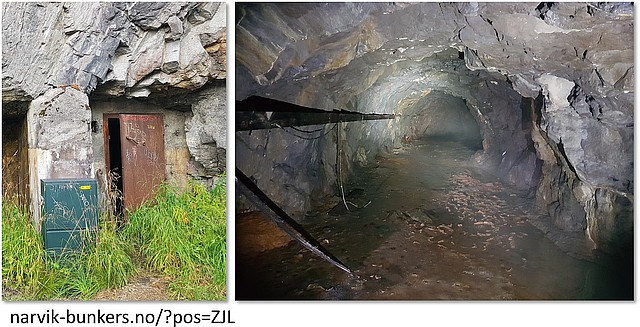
106, 116, 125, 221
2, 107, 30, 208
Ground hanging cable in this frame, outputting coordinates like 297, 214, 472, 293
336, 122, 351, 212
262, 128, 270, 157
288, 125, 325, 134
274, 123, 337, 140
335, 120, 372, 212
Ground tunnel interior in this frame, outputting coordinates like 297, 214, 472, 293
235, 2, 633, 300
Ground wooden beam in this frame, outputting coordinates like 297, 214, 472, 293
236, 167, 352, 275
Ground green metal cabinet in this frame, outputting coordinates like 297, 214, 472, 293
41, 179, 99, 258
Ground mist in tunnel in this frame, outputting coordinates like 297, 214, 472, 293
235, 2, 633, 300
395, 90, 482, 149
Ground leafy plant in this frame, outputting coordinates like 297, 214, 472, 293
86, 219, 136, 291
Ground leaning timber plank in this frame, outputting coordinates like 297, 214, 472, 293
235, 167, 352, 275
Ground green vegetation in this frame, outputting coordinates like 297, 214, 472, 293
2, 201, 51, 299
122, 180, 227, 300
1, 178, 226, 300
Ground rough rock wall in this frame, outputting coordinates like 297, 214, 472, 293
3, 2, 227, 205
185, 82, 227, 186
458, 3, 633, 254
236, 2, 633, 254
3, 2, 225, 100
237, 126, 331, 215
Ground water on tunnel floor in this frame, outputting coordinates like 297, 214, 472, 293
235, 138, 633, 300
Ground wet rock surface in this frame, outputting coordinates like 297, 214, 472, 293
236, 211, 292, 256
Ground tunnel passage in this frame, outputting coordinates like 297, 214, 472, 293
396, 91, 482, 149
235, 2, 633, 300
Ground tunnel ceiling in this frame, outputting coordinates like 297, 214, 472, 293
237, 2, 632, 113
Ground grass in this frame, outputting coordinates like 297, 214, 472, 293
1, 178, 226, 300
122, 179, 227, 300
1, 201, 50, 299
2, 202, 136, 300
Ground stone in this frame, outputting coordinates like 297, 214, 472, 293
127, 2, 186, 30
125, 30, 166, 87
185, 84, 227, 176
508, 74, 541, 98
162, 40, 181, 74
165, 15, 184, 41
536, 74, 575, 111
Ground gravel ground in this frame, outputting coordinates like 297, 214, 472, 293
93, 270, 171, 301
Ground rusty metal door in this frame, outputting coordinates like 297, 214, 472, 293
119, 114, 166, 211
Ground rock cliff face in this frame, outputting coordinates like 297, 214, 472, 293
236, 3, 632, 255
3, 2, 225, 100
3, 2, 227, 184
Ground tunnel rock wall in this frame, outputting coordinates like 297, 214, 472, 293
459, 3, 633, 254
237, 127, 327, 216
464, 74, 542, 191
236, 2, 633, 254
237, 36, 538, 218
